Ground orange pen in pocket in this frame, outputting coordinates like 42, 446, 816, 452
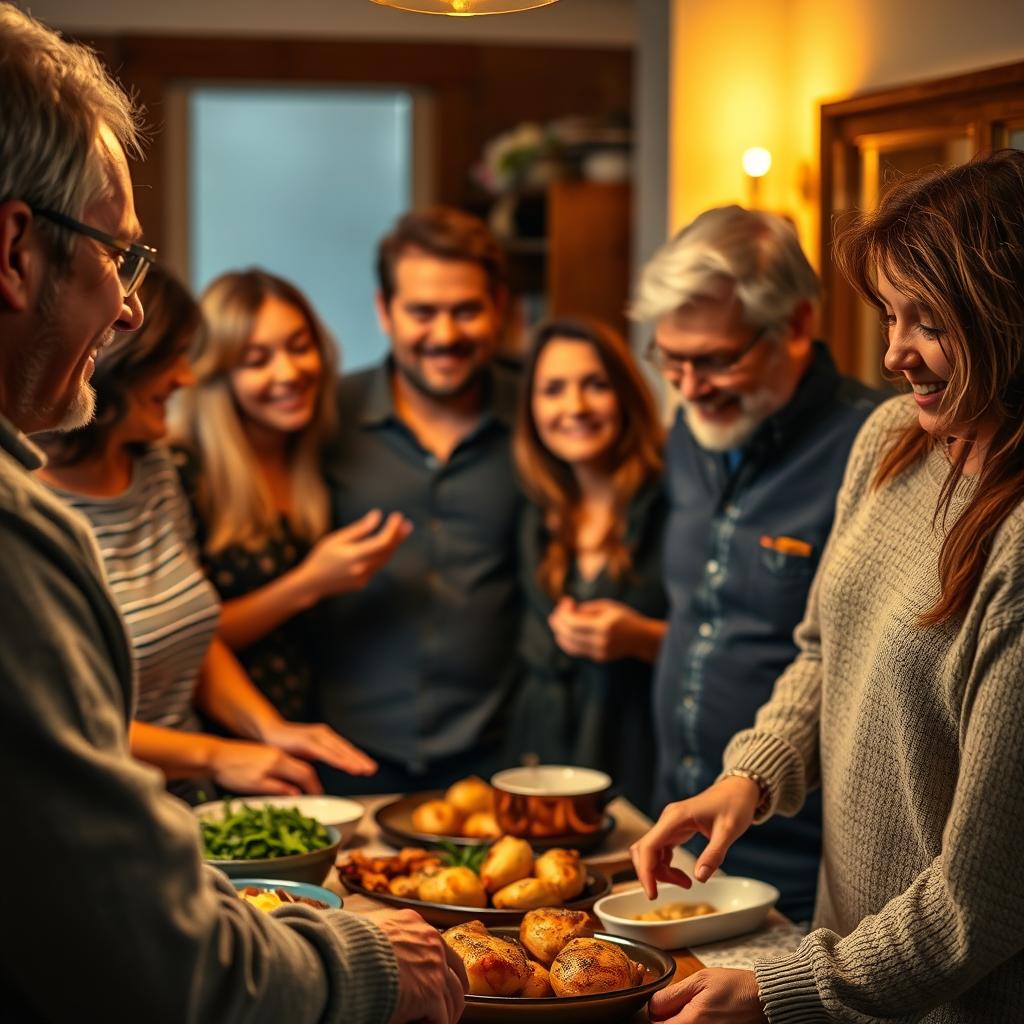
760, 534, 813, 557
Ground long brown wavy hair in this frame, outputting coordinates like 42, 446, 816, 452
834, 149, 1024, 626
515, 317, 663, 599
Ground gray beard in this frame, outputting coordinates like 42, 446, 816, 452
14, 274, 99, 434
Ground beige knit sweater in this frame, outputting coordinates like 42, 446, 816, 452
724, 396, 1024, 1022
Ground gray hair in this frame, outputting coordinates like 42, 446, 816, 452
630, 205, 820, 329
0, 4, 144, 264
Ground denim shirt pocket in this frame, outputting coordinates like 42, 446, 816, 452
759, 546, 815, 579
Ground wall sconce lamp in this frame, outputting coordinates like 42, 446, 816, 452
370, 0, 559, 14
742, 146, 772, 209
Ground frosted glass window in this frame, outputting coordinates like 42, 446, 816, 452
190, 88, 412, 371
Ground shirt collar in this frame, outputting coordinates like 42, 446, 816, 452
359, 356, 518, 431
744, 340, 841, 460
0, 413, 46, 470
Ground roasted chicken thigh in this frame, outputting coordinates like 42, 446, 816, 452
518, 907, 591, 965
549, 937, 635, 997
442, 921, 533, 996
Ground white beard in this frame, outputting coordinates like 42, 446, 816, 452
681, 385, 782, 452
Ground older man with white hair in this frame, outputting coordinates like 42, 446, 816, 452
0, 6, 464, 1022
633, 206, 880, 921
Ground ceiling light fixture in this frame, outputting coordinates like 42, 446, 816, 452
370, 0, 560, 16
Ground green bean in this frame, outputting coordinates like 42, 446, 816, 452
200, 800, 331, 860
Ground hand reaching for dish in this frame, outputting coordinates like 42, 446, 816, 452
206, 738, 322, 795
370, 908, 468, 1024
548, 597, 666, 663
259, 720, 378, 776
648, 968, 766, 1023
629, 777, 760, 898
297, 508, 412, 601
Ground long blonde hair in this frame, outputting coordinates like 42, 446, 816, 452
515, 317, 663, 599
834, 149, 1024, 626
169, 269, 338, 555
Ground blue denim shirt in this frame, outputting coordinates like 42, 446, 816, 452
654, 343, 881, 921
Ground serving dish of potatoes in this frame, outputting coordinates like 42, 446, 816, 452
374, 777, 615, 853
336, 837, 611, 928
448, 915, 675, 1024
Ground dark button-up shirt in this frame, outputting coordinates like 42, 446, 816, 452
318, 360, 523, 772
655, 342, 881, 920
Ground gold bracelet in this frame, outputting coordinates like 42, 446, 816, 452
723, 768, 771, 817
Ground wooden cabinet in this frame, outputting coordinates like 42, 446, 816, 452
547, 180, 632, 335
499, 180, 633, 350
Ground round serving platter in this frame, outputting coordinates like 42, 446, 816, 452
338, 868, 611, 929
374, 791, 615, 854
458, 927, 676, 1024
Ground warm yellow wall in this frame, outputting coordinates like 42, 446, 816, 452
669, 0, 1024, 266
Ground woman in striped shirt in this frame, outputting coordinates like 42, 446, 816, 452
37, 265, 375, 802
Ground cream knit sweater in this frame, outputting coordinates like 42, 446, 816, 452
724, 396, 1024, 1022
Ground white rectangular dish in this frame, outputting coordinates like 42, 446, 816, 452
593, 877, 779, 949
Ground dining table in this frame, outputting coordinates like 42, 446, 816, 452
323, 794, 803, 1023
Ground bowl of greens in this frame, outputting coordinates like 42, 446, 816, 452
198, 799, 341, 884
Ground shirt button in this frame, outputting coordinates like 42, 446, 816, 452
725, 503, 739, 519
698, 621, 713, 638
683, 755, 697, 769
706, 559, 720, 575
683, 696, 696, 711
424, 454, 440, 470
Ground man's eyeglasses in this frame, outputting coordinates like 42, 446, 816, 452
31, 205, 157, 299
644, 324, 772, 378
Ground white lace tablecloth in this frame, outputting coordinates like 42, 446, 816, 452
691, 918, 808, 969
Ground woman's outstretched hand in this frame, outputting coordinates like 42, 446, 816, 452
630, 776, 761, 898
260, 720, 379, 776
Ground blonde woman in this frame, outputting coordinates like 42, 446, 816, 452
170, 268, 408, 730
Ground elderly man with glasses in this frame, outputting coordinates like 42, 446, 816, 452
632, 205, 880, 921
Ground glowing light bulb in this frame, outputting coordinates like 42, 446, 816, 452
450, 0, 471, 10
742, 147, 772, 178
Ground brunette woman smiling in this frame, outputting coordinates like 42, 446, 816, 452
507, 317, 666, 813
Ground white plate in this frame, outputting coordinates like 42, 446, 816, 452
195, 795, 364, 846
593, 877, 779, 949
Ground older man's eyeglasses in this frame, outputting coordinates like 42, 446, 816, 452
31, 205, 157, 299
644, 325, 772, 378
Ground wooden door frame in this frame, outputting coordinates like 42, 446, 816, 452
819, 60, 1024, 378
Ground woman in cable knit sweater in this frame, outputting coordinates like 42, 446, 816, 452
631, 149, 1024, 1022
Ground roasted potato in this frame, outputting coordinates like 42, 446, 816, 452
445, 776, 495, 816
480, 835, 534, 894
463, 811, 502, 839
533, 847, 587, 901
491, 877, 562, 910
411, 799, 463, 836
418, 866, 487, 908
